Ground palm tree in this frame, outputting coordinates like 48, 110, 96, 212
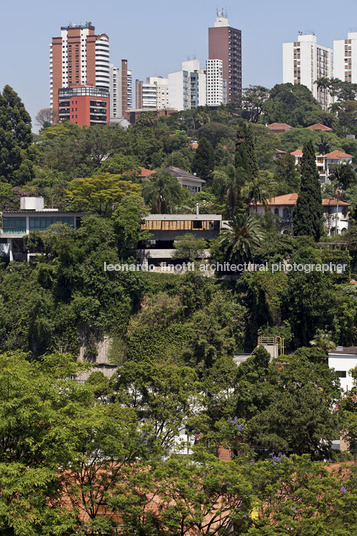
310, 329, 336, 356
219, 213, 265, 264
316, 135, 331, 156
142, 172, 182, 214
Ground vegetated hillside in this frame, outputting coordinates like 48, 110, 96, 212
2, 83, 357, 534
1, 83, 357, 359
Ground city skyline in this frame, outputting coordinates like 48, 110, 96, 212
2, 0, 357, 127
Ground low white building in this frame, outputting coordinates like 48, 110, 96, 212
328, 347, 357, 392
291, 149, 353, 185
163, 166, 206, 193
0, 197, 85, 262
251, 193, 350, 235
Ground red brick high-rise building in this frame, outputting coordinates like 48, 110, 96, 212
208, 11, 242, 103
50, 23, 110, 124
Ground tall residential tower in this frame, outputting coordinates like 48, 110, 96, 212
283, 33, 333, 109
50, 23, 110, 113
208, 11, 242, 103
334, 32, 357, 84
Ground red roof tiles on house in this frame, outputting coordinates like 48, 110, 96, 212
139, 167, 156, 178
256, 193, 349, 207
267, 123, 292, 130
324, 150, 353, 159
291, 149, 303, 156
265, 193, 299, 205
322, 198, 349, 206
306, 123, 332, 131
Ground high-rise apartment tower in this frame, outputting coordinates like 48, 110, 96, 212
283, 33, 333, 109
50, 23, 110, 112
334, 32, 357, 84
208, 11, 242, 102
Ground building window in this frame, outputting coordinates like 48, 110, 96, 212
2, 217, 27, 234
336, 371, 347, 378
29, 216, 75, 231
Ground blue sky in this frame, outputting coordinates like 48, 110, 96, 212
1, 0, 356, 126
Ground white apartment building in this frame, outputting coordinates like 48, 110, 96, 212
142, 82, 157, 109
283, 34, 333, 109
127, 70, 133, 109
148, 77, 169, 109
135, 77, 169, 110
334, 32, 357, 83
109, 64, 121, 119
206, 59, 227, 106
168, 60, 206, 111
109, 61, 132, 121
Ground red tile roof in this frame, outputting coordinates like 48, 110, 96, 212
291, 149, 303, 156
256, 193, 349, 207
267, 123, 292, 130
139, 167, 156, 177
324, 150, 353, 159
306, 123, 332, 131
322, 198, 349, 206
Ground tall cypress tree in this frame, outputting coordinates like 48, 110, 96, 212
192, 137, 215, 182
293, 140, 323, 241
235, 122, 258, 184
0, 85, 33, 185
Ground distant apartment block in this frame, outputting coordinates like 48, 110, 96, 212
109, 60, 131, 120
152, 77, 169, 109
127, 69, 133, 109
283, 33, 333, 109
136, 80, 157, 109
50, 23, 110, 113
206, 59, 227, 106
136, 77, 169, 110
109, 64, 121, 119
58, 85, 109, 126
168, 60, 206, 111
208, 12, 242, 103
334, 32, 357, 83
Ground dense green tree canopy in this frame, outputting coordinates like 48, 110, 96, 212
262, 83, 334, 127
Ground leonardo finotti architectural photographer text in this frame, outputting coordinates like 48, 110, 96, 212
103, 262, 347, 274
